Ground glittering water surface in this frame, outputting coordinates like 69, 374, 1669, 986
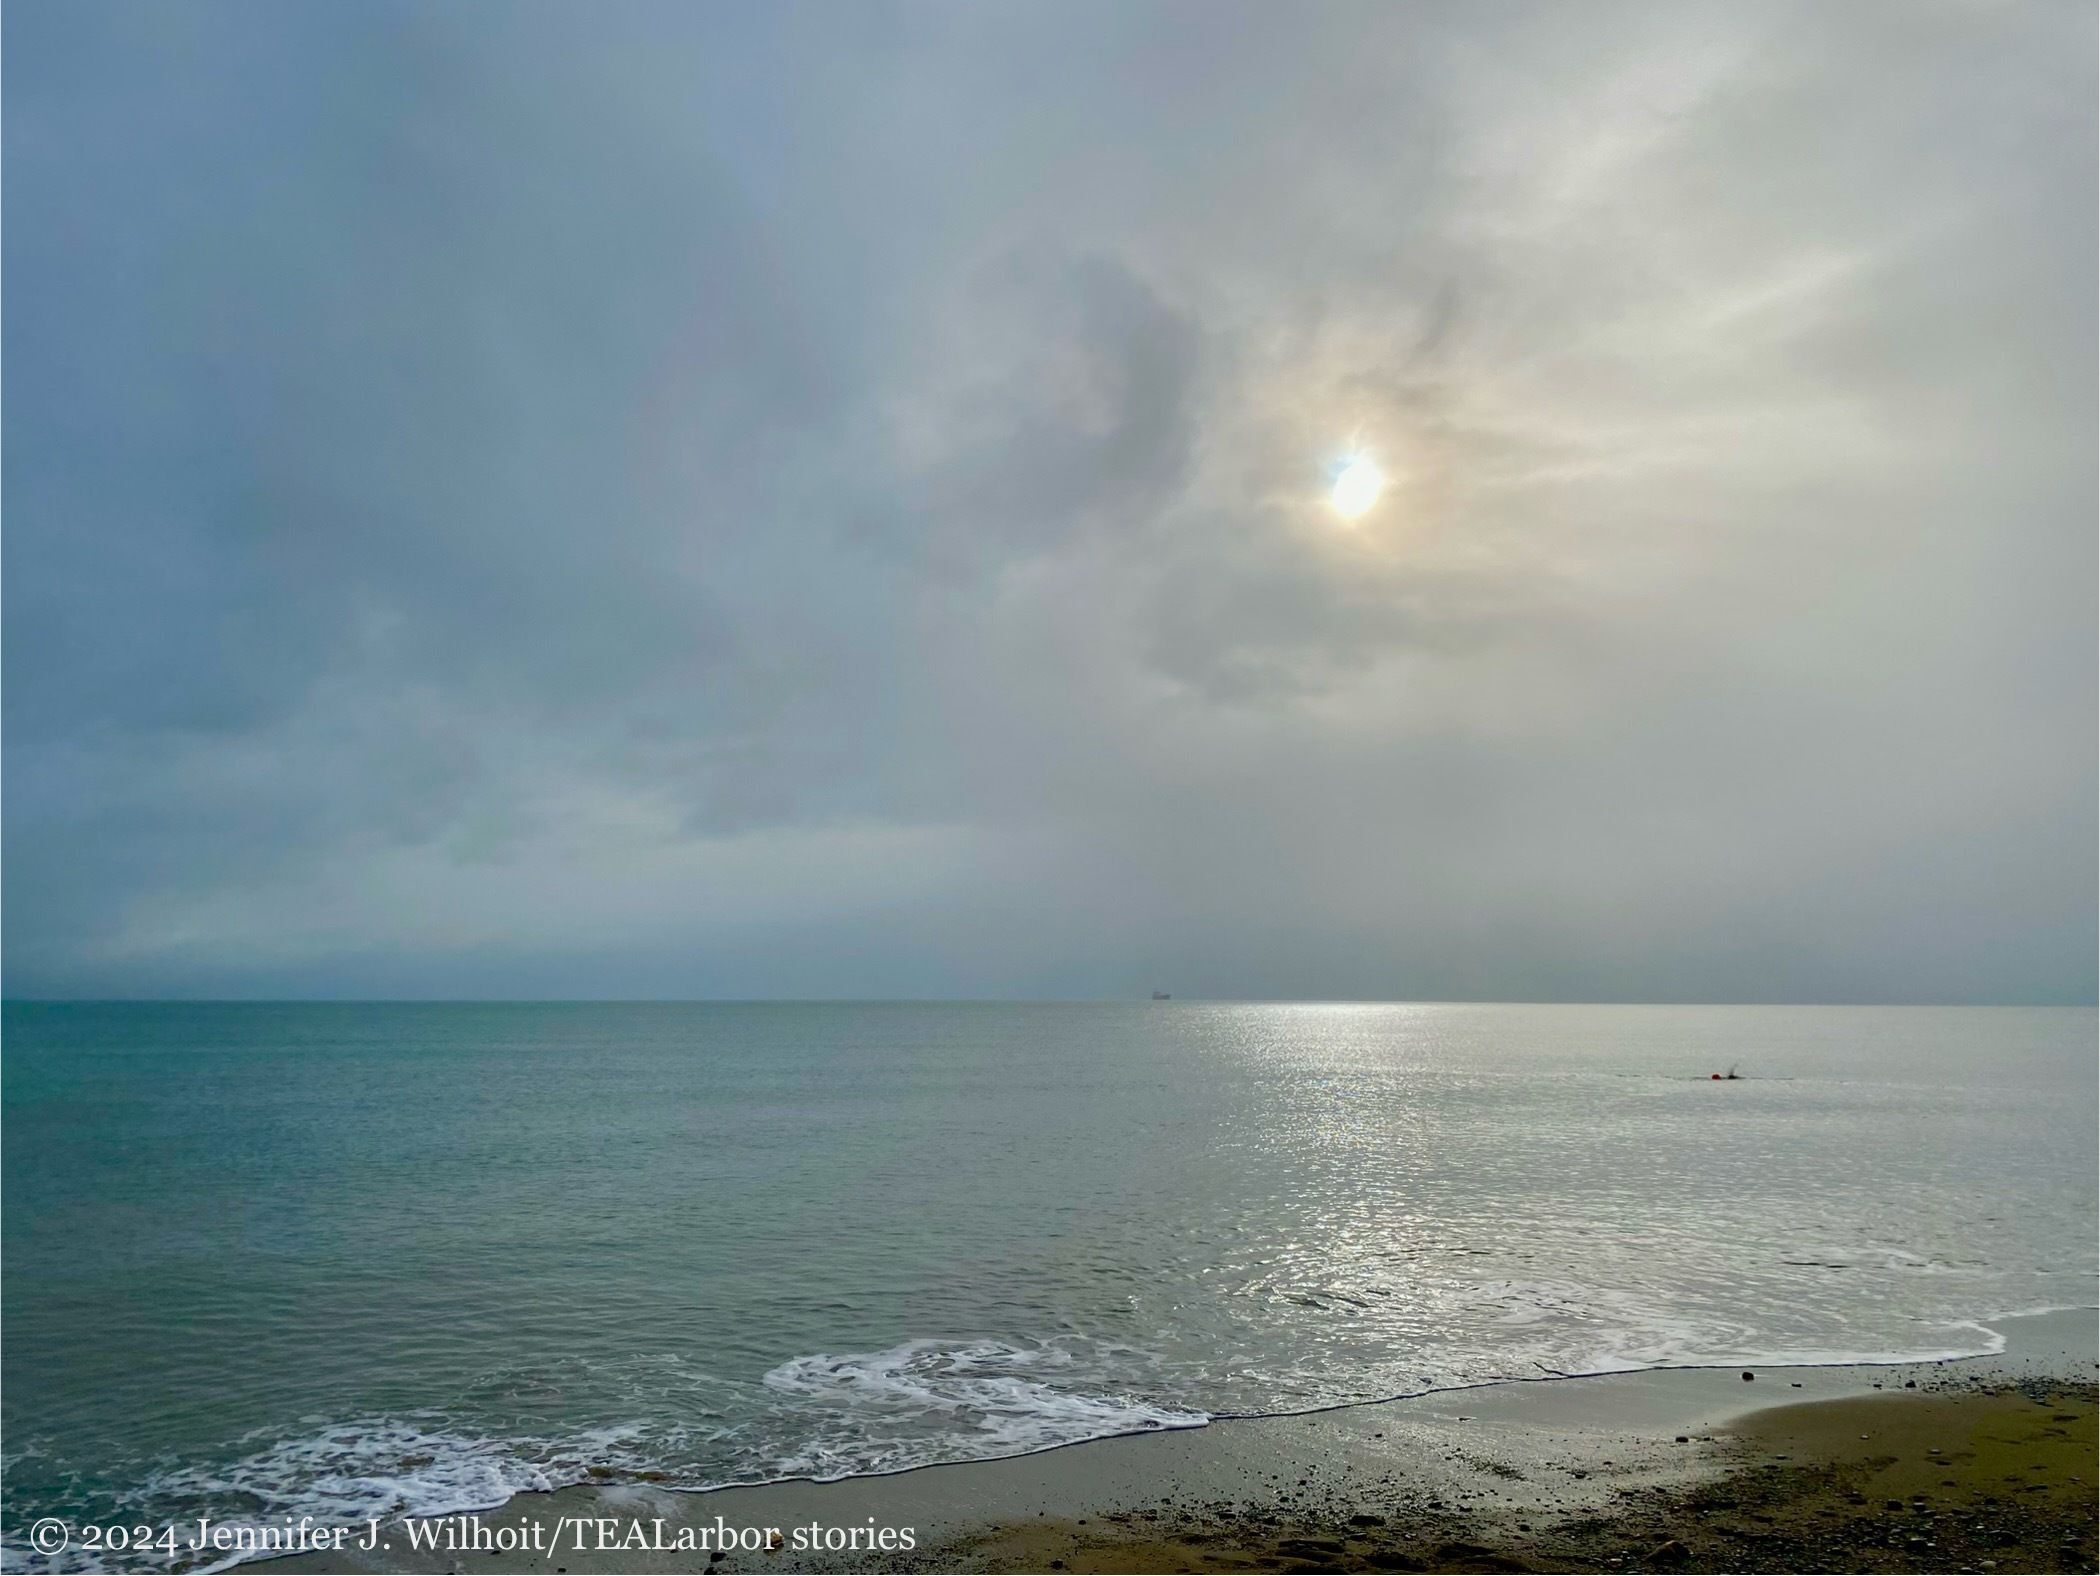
3, 1002, 2093, 1569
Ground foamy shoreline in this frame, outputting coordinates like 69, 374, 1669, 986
250, 1307, 2096, 1575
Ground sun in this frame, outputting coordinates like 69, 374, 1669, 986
1331, 454, 1385, 520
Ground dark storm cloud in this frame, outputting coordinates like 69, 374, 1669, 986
5, 0, 2093, 1001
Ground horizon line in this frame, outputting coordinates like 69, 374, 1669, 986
4, 996, 2095, 1010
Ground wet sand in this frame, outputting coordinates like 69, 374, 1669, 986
263, 1309, 2096, 1576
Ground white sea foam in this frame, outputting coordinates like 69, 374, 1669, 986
0, 1419, 664, 1576
756, 1339, 1210, 1479
0, 1346, 1208, 1574
8, 1309, 2090, 1576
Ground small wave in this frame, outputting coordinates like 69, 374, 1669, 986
1, 1343, 1208, 1575
757, 1338, 1209, 1479
10, 1309, 2089, 1575
0, 1418, 665, 1576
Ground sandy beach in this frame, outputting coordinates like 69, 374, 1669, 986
259, 1308, 2096, 1576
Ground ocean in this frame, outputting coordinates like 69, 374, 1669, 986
2, 1001, 2093, 1571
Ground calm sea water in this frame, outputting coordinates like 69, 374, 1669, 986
3, 1002, 2094, 1570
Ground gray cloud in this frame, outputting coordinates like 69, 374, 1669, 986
5, 0, 2093, 1001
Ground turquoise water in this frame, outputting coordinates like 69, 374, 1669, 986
3, 1002, 2094, 1570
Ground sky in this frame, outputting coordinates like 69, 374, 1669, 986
4, 1, 2094, 1003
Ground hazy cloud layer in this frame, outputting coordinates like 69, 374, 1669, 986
6, 0, 2093, 1000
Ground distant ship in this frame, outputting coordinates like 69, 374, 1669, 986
1151, 990, 1172, 1000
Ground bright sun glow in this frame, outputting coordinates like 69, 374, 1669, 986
1331, 455, 1385, 519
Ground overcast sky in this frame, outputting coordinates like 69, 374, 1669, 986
5, 1, 2094, 1002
